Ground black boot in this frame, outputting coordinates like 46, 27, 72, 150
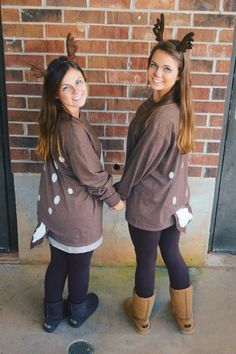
43, 299, 67, 333
68, 293, 99, 328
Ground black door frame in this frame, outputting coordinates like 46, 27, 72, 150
209, 24, 236, 253
0, 13, 18, 252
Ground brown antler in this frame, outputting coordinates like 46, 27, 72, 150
66, 32, 78, 60
178, 32, 194, 52
153, 13, 165, 42
30, 63, 46, 78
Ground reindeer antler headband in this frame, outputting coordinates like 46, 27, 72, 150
153, 13, 194, 52
30, 32, 78, 78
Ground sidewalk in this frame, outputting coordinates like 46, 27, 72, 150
0, 262, 236, 354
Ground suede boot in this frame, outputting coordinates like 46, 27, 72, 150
169, 285, 195, 334
43, 299, 66, 333
68, 293, 99, 328
123, 291, 156, 334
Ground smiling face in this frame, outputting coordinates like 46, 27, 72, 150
147, 49, 179, 101
58, 67, 88, 117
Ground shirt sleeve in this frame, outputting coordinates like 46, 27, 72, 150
116, 113, 174, 199
66, 122, 121, 207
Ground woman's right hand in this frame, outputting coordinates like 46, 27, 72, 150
111, 200, 125, 212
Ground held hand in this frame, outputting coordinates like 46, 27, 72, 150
111, 200, 125, 212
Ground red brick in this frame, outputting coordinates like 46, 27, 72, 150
88, 56, 127, 70
192, 74, 228, 86
135, 0, 175, 9
194, 14, 235, 28
7, 96, 26, 109
105, 163, 124, 175
129, 85, 150, 98
207, 142, 220, 154
65, 10, 105, 23
46, 25, 85, 38
129, 57, 148, 70
10, 148, 29, 160
189, 154, 219, 166
45, 56, 86, 68
219, 30, 234, 43
2, 0, 41, 4
8, 123, 24, 135
179, 0, 220, 11
106, 151, 125, 163
4, 39, 22, 53
204, 168, 217, 178
109, 41, 148, 55
8, 110, 39, 122
223, 0, 236, 11
9, 136, 37, 148
90, 125, 105, 137
11, 162, 42, 173
195, 127, 222, 140
216, 60, 230, 73
90, 0, 130, 8
30, 150, 41, 161
132, 27, 173, 41
3, 24, 43, 37
192, 44, 232, 58
27, 124, 39, 136
88, 112, 127, 124
5, 55, 44, 68
108, 11, 148, 25
194, 101, 225, 114
192, 141, 205, 153
178, 28, 217, 43
28, 97, 41, 109
190, 59, 213, 73
106, 125, 128, 137
188, 166, 202, 177
195, 115, 207, 127
6, 83, 42, 96
192, 88, 210, 100
108, 71, 146, 84
88, 25, 129, 39
84, 70, 106, 83
212, 88, 226, 100
1, 8, 19, 21
89, 85, 126, 97
24, 40, 64, 53
5, 70, 23, 82
47, 0, 86, 5
107, 98, 143, 111
209, 115, 223, 127
150, 13, 191, 27
74, 40, 106, 54
83, 98, 106, 110
21, 9, 61, 22
100, 139, 124, 150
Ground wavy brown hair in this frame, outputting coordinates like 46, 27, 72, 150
146, 40, 195, 154
37, 56, 86, 161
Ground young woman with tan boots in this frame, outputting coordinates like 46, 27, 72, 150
115, 14, 195, 334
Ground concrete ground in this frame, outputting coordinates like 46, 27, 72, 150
0, 261, 236, 354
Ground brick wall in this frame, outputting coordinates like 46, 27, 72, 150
2, 0, 236, 177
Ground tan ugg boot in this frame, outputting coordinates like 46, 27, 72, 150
123, 291, 156, 334
169, 285, 195, 334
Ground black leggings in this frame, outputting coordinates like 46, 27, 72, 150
44, 244, 93, 304
128, 223, 190, 298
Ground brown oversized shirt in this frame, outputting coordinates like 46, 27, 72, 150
116, 96, 192, 232
31, 113, 120, 250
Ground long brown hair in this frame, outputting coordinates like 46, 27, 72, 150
146, 40, 194, 154
37, 56, 86, 161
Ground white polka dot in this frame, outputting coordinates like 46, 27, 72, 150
173, 196, 177, 205
52, 173, 57, 183
59, 156, 65, 163
37, 195, 40, 201
169, 171, 175, 179
54, 161, 58, 170
68, 188, 73, 195
54, 195, 60, 205
48, 207, 52, 215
